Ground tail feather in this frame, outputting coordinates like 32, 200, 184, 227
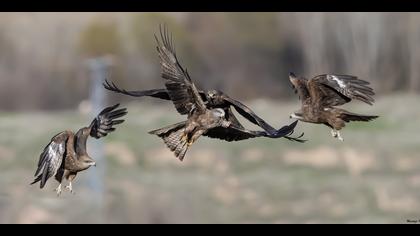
149, 121, 189, 161
340, 112, 378, 122
30, 175, 43, 186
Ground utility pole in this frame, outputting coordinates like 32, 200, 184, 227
85, 55, 113, 221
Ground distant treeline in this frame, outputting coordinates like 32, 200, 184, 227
0, 12, 418, 110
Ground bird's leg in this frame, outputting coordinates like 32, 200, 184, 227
188, 130, 206, 146
64, 172, 77, 195
186, 134, 194, 146
336, 131, 344, 142
331, 129, 338, 138
187, 140, 193, 146
65, 182, 74, 194
181, 132, 188, 142
181, 134, 190, 147
55, 184, 62, 197
181, 130, 193, 146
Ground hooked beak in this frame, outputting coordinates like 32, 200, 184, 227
92, 162, 97, 167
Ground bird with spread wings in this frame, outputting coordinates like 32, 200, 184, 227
103, 27, 304, 144
289, 72, 378, 141
145, 26, 303, 161
31, 104, 127, 196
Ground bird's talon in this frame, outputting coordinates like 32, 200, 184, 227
65, 186, 72, 193
336, 131, 344, 141
65, 183, 74, 194
331, 129, 340, 138
55, 184, 62, 197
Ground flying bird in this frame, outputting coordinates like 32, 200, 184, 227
31, 104, 127, 196
148, 26, 302, 161
289, 72, 378, 141
103, 29, 304, 143
103, 82, 304, 142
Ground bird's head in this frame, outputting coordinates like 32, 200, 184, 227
82, 157, 96, 169
207, 90, 223, 103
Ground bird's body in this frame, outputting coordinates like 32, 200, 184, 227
150, 107, 230, 160
289, 72, 378, 141
31, 104, 127, 196
184, 108, 231, 144
103, 51, 304, 142
103, 83, 287, 137
63, 129, 94, 172
146, 26, 303, 161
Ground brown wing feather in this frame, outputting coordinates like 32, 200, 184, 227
103, 80, 171, 100
309, 74, 375, 106
89, 104, 127, 139
31, 131, 70, 188
289, 72, 311, 103
155, 25, 206, 114
103, 79, 209, 102
222, 95, 278, 134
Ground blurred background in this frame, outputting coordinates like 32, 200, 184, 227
0, 12, 419, 223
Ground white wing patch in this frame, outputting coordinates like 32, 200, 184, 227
46, 141, 65, 176
47, 143, 57, 158
330, 75, 346, 88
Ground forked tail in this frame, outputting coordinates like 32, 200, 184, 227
149, 121, 189, 161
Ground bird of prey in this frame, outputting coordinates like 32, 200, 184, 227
103, 82, 304, 142
289, 72, 378, 141
146, 26, 302, 161
103, 30, 304, 143
31, 104, 127, 196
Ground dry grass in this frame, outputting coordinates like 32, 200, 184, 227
0, 94, 419, 223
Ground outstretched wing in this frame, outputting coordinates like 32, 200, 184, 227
270, 120, 306, 143
31, 131, 69, 188
103, 80, 209, 103
204, 124, 268, 142
204, 119, 305, 142
155, 25, 206, 114
220, 93, 305, 142
103, 80, 171, 100
308, 74, 375, 106
289, 72, 311, 102
89, 104, 128, 139
221, 95, 277, 134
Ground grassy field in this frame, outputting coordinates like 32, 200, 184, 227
0, 94, 419, 223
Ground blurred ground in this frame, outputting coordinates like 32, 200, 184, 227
0, 94, 419, 224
